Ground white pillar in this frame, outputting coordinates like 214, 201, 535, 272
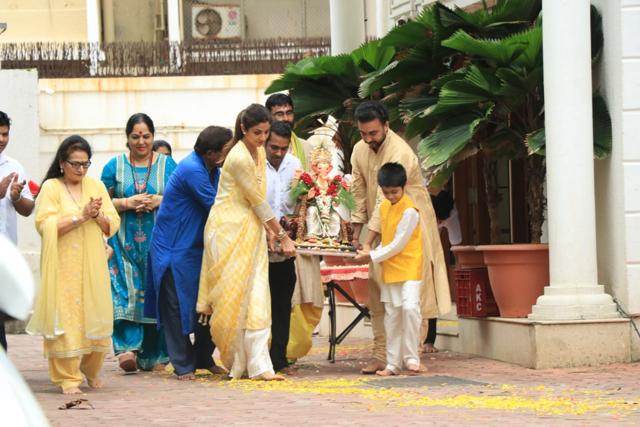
330, 0, 366, 55
167, 0, 182, 42
375, 0, 390, 38
85, 0, 101, 43
85, 0, 101, 76
529, 0, 617, 320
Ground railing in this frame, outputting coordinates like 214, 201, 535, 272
0, 38, 331, 78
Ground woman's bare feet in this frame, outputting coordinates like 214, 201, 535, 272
253, 372, 285, 381
375, 368, 397, 377
118, 351, 137, 373
177, 373, 196, 381
62, 386, 83, 395
87, 377, 104, 389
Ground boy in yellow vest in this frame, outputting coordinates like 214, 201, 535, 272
355, 162, 424, 376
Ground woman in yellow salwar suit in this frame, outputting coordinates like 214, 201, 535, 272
27, 135, 119, 394
197, 104, 296, 381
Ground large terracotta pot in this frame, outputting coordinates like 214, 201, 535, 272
478, 244, 549, 317
451, 245, 484, 269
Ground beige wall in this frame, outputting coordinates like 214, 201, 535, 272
1, 73, 277, 271
0, 0, 331, 43
182, 0, 330, 40
0, 0, 88, 42
109, 0, 159, 42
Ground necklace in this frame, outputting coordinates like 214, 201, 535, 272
128, 153, 153, 194
62, 179, 82, 211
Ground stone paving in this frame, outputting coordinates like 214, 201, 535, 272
7, 333, 640, 426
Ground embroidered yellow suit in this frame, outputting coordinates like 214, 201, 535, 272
198, 141, 274, 370
27, 177, 119, 391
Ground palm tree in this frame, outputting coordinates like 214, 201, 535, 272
265, 0, 611, 244
394, 4, 609, 243
265, 39, 395, 173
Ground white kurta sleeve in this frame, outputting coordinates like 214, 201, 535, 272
369, 208, 419, 263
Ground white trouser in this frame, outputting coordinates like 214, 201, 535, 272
230, 328, 275, 379
382, 280, 422, 374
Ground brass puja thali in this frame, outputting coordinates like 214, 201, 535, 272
295, 241, 358, 257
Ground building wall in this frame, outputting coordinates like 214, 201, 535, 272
593, 0, 629, 315
594, 0, 640, 318
0, 0, 88, 42
3, 74, 278, 274
390, 0, 480, 23
181, 0, 331, 40
619, 0, 640, 314
108, 0, 160, 42
0, 70, 41, 266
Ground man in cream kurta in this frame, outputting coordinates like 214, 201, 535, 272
350, 101, 451, 373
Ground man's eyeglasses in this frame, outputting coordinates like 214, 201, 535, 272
66, 160, 92, 170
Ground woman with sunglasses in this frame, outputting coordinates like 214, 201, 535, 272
27, 135, 120, 394
101, 113, 177, 373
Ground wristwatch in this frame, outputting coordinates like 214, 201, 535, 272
72, 216, 79, 226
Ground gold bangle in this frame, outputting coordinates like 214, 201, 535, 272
277, 229, 287, 241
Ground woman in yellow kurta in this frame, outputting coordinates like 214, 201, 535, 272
197, 104, 296, 380
27, 135, 119, 394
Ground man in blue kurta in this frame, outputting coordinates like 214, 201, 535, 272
145, 126, 232, 379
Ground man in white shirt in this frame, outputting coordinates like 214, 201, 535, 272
0, 111, 35, 351
265, 121, 301, 374
265, 93, 312, 171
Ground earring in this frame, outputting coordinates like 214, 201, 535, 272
60, 167, 64, 174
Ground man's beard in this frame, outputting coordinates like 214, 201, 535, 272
368, 131, 387, 152
268, 156, 283, 167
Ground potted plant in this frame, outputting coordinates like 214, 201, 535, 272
265, 1, 611, 317
388, 3, 610, 316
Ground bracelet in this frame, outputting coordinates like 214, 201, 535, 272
122, 198, 128, 210
276, 228, 287, 241
92, 211, 101, 219
11, 194, 22, 204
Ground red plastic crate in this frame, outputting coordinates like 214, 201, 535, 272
455, 268, 499, 317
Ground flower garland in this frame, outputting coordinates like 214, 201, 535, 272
291, 172, 355, 211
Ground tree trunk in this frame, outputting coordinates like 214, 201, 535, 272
482, 157, 502, 244
334, 122, 355, 175
526, 155, 546, 244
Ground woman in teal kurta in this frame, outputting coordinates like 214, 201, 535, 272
101, 113, 177, 371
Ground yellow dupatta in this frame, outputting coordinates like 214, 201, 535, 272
198, 142, 272, 369
27, 177, 119, 339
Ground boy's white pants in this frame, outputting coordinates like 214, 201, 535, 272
380, 280, 422, 374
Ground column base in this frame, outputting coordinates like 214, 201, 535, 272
528, 284, 619, 320
451, 317, 630, 369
